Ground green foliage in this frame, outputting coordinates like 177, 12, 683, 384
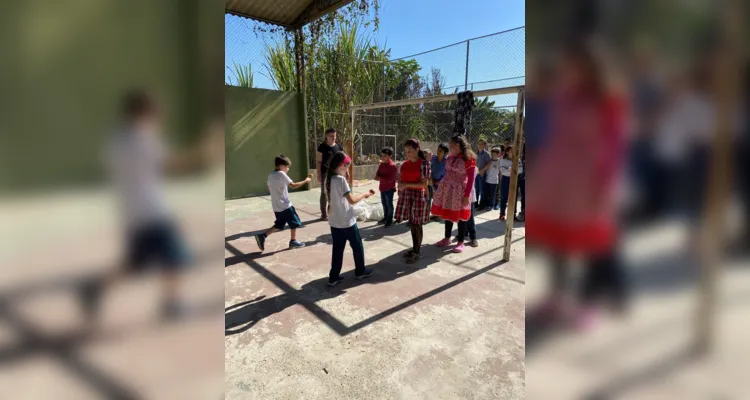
263, 41, 296, 91
229, 62, 254, 88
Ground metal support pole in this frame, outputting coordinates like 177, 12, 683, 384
464, 40, 470, 91
503, 88, 525, 262
468, 83, 474, 137
349, 109, 355, 187
312, 64, 317, 168
383, 62, 387, 150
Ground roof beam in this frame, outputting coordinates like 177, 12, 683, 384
292, 0, 355, 28
225, 10, 292, 28
351, 86, 524, 111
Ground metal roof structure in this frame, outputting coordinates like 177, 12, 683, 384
225, 0, 355, 28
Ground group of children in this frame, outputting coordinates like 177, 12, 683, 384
475, 138, 522, 220
255, 134, 522, 286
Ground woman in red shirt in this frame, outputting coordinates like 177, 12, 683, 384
395, 138, 431, 264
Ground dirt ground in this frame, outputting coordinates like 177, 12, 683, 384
224, 180, 526, 400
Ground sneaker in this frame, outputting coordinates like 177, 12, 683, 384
289, 240, 306, 249
355, 268, 373, 280
321, 215, 329, 221
327, 277, 345, 287
403, 249, 416, 258
384, 222, 393, 228
499, 215, 506, 221
255, 233, 266, 251
572, 307, 599, 332
468, 239, 479, 247
436, 238, 452, 247
452, 243, 465, 253
377, 219, 386, 225
405, 252, 421, 264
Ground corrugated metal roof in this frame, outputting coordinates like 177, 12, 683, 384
225, 0, 354, 28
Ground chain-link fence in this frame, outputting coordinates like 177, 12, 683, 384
225, 14, 525, 168
353, 103, 520, 165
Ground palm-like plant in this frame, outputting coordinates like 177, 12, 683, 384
263, 41, 296, 92
229, 62, 254, 88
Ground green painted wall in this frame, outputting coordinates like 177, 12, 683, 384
0, 0, 221, 191
225, 86, 308, 199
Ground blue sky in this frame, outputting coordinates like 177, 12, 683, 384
225, 0, 524, 106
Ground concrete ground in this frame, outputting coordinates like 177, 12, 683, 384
0, 175, 225, 399
525, 219, 750, 399
224, 180, 526, 400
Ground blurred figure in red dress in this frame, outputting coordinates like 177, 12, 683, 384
526, 37, 630, 331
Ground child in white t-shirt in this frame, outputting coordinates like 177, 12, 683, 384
255, 155, 312, 251
480, 147, 502, 210
498, 146, 514, 220
325, 151, 375, 286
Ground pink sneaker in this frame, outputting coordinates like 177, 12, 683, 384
436, 238, 451, 247
572, 307, 598, 332
452, 243, 465, 253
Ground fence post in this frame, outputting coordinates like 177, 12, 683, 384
311, 64, 317, 169
502, 88, 525, 262
383, 62, 387, 150
464, 40, 470, 91
468, 83, 474, 137
349, 108, 355, 187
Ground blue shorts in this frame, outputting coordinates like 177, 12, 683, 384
126, 220, 190, 272
274, 206, 303, 230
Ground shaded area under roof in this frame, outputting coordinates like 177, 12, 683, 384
225, 0, 355, 28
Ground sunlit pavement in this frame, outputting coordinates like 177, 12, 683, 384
225, 180, 526, 399
525, 219, 750, 399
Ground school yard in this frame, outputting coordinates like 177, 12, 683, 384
224, 179, 526, 399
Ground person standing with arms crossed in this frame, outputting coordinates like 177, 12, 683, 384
316, 128, 343, 221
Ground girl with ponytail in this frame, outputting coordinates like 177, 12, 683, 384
431, 134, 477, 253
324, 151, 375, 286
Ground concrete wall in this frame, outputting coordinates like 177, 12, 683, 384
225, 86, 308, 199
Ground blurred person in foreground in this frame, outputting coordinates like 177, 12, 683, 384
79, 89, 221, 328
526, 37, 630, 331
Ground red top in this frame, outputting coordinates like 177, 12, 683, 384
376, 160, 397, 192
400, 159, 427, 190
526, 89, 628, 255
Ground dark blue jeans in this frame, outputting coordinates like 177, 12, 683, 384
482, 182, 498, 208
474, 174, 485, 206
330, 225, 366, 281
499, 176, 511, 216
467, 202, 476, 240
381, 189, 395, 224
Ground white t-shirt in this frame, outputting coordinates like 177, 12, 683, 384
106, 127, 169, 229
470, 166, 478, 203
485, 159, 501, 184
328, 175, 357, 229
499, 159, 513, 177
267, 171, 293, 212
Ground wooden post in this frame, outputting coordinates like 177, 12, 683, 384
502, 88, 525, 262
349, 108, 355, 187
694, 0, 741, 356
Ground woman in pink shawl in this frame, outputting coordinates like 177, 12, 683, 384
526, 39, 630, 330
